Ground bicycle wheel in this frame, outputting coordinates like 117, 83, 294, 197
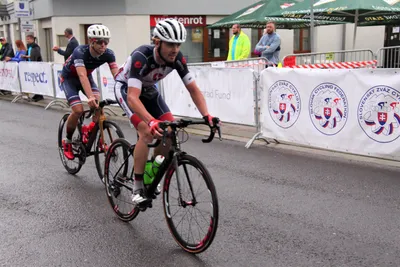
163, 154, 219, 254
58, 113, 85, 175
94, 120, 125, 183
104, 138, 140, 222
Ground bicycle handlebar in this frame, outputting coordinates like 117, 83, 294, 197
151, 117, 222, 147
85, 99, 119, 118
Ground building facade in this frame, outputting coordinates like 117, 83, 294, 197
0, 0, 389, 66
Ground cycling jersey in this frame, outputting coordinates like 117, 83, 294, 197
61, 44, 118, 79
114, 44, 194, 89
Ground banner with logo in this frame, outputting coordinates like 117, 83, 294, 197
162, 67, 255, 125
260, 68, 400, 160
98, 63, 115, 101
18, 62, 53, 96
0, 61, 20, 92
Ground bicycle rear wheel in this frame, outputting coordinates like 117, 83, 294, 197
94, 120, 125, 183
104, 138, 140, 222
58, 113, 85, 174
163, 154, 219, 254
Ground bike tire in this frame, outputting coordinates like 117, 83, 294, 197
163, 154, 219, 254
94, 120, 125, 183
104, 138, 140, 222
58, 113, 83, 175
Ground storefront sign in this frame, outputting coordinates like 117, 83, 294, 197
150, 15, 206, 27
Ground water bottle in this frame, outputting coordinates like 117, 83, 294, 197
144, 155, 165, 185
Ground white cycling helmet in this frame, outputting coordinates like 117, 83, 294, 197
153, 18, 186, 43
87, 24, 111, 39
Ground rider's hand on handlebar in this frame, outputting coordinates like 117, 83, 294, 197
203, 114, 219, 127
148, 119, 163, 138
88, 96, 98, 109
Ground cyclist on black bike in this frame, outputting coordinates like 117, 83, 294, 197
61, 24, 119, 160
114, 18, 216, 206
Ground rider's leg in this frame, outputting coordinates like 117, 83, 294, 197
88, 77, 101, 123
153, 111, 174, 160
62, 78, 83, 160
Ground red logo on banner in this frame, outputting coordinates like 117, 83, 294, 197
150, 15, 206, 27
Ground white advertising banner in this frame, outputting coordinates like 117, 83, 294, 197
0, 61, 20, 93
52, 63, 66, 99
260, 68, 400, 160
162, 67, 255, 125
18, 62, 54, 96
98, 63, 115, 101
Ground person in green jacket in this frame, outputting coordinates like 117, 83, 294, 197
227, 24, 250, 61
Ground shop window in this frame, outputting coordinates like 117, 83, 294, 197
204, 28, 229, 62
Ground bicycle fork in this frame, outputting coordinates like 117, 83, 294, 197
173, 156, 197, 208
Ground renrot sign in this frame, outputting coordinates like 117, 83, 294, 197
150, 15, 206, 27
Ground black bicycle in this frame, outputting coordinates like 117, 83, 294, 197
103, 117, 222, 254
58, 99, 125, 182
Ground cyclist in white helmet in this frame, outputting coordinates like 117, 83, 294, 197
114, 18, 216, 207
60, 24, 119, 160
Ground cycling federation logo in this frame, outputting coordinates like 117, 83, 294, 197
268, 80, 301, 128
309, 82, 348, 135
358, 85, 400, 143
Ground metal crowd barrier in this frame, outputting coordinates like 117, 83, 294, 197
376, 46, 400, 68
282, 49, 375, 67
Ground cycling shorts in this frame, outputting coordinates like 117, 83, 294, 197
61, 75, 100, 107
114, 81, 174, 129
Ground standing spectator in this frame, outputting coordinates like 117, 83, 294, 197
52, 27, 79, 61
22, 34, 44, 101
227, 24, 250, 61
0, 37, 15, 61
255, 21, 281, 66
8, 40, 27, 62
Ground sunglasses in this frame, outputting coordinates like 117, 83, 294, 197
95, 38, 109, 45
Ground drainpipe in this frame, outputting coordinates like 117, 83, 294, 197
341, 24, 346, 62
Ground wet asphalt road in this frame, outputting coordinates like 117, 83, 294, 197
1, 99, 400, 267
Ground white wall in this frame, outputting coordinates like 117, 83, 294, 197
345, 24, 385, 53
124, 15, 151, 63
314, 24, 343, 52
52, 16, 129, 65
276, 29, 294, 62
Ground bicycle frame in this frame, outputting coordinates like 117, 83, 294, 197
76, 100, 116, 157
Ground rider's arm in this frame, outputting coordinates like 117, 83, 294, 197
106, 49, 119, 78
186, 81, 209, 117
73, 50, 94, 99
176, 53, 210, 117
76, 66, 95, 99
126, 52, 155, 125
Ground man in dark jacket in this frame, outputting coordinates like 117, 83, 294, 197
53, 28, 79, 62
22, 34, 44, 101
0, 37, 15, 61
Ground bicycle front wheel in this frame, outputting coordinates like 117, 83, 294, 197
104, 138, 139, 222
163, 154, 219, 254
94, 120, 125, 184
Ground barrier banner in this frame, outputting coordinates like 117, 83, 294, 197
162, 67, 255, 125
0, 61, 20, 93
98, 63, 115, 101
51, 63, 99, 102
260, 68, 400, 160
18, 62, 53, 96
